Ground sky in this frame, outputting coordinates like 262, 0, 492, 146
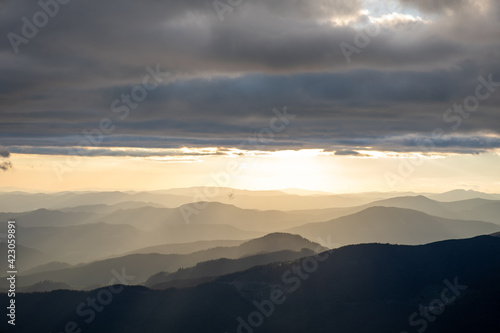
1, 0, 500, 193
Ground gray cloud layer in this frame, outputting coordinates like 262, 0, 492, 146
1, 0, 499, 154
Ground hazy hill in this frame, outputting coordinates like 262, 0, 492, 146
12, 221, 260, 264
0, 189, 374, 213
95, 201, 348, 232
0, 201, 351, 231
231, 233, 327, 256
2, 188, 499, 214
287, 196, 500, 227
8, 233, 322, 289
123, 239, 247, 256
155, 202, 315, 231
151, 224, 262, 244
289, 195, 500, 226
278, 188, 334, 196
146, 248, 316, 289
166, 187, 376, 209
59, 201, 166, 214
19, 280, 74, 293
0, 191, 192, 212
455, 200, 500, 224
208, 193, 370, 210
5, 236, 500, 333
124, 233, 323, 257
0, 243, 50, 273
23, 261, 73, 275
154, 187, 289, 197
359, 196, 500, 224
429, 189, 500, 202
287, 207, 500, 247
364, 195, 452, 217
15, 223, 150, 264
0, 209, 96, 227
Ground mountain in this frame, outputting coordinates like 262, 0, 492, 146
146, 249, 316, 289
15, 223, 150, 264
0, 243, 50, 273
359, 196, 500, 224
0, 201, 351, 232
455, 200, 500, 224
364, 195, 452, 217
19, 280, 74, 293
0, 191, 192, 212
158, 202, 318, 232
23, 261, 73, 275
4, 236, 500, 333
278, 188, 334, 196
286, 195, 500, 226
126, 233, 323, 257
96, 201, 356, 232
210, 193, 370, 210
429, 189, 500, 202
59, 201, 166, 214
122, 239, 247, 256
7, 233, 322, 289
0, 209, 96, 227
12, 221, 260, 264
287, 207, 500, 247
146, 233, 327, 288
228, 233, 327, 255
0, 189, 370, 214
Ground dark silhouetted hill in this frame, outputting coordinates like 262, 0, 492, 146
3, 236, 500, 333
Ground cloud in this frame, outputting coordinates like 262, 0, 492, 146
0, 161, 12, 172
0, 0, 499, 156
0, 147, 12, 172
398, 0, 483, 14
334, 150, 362, 156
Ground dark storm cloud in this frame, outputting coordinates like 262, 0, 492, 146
1, 68, 500, 153
1, 0, 499, 155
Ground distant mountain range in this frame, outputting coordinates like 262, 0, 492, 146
4, 195, 499, 266
428, 189, 500, 202
288, 206, 500, 247
14, 222, 261, 264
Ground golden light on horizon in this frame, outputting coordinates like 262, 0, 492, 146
1, 149, 499, 194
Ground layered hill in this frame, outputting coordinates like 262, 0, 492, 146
4, 233, 322, 290
287, 206, 500, 247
